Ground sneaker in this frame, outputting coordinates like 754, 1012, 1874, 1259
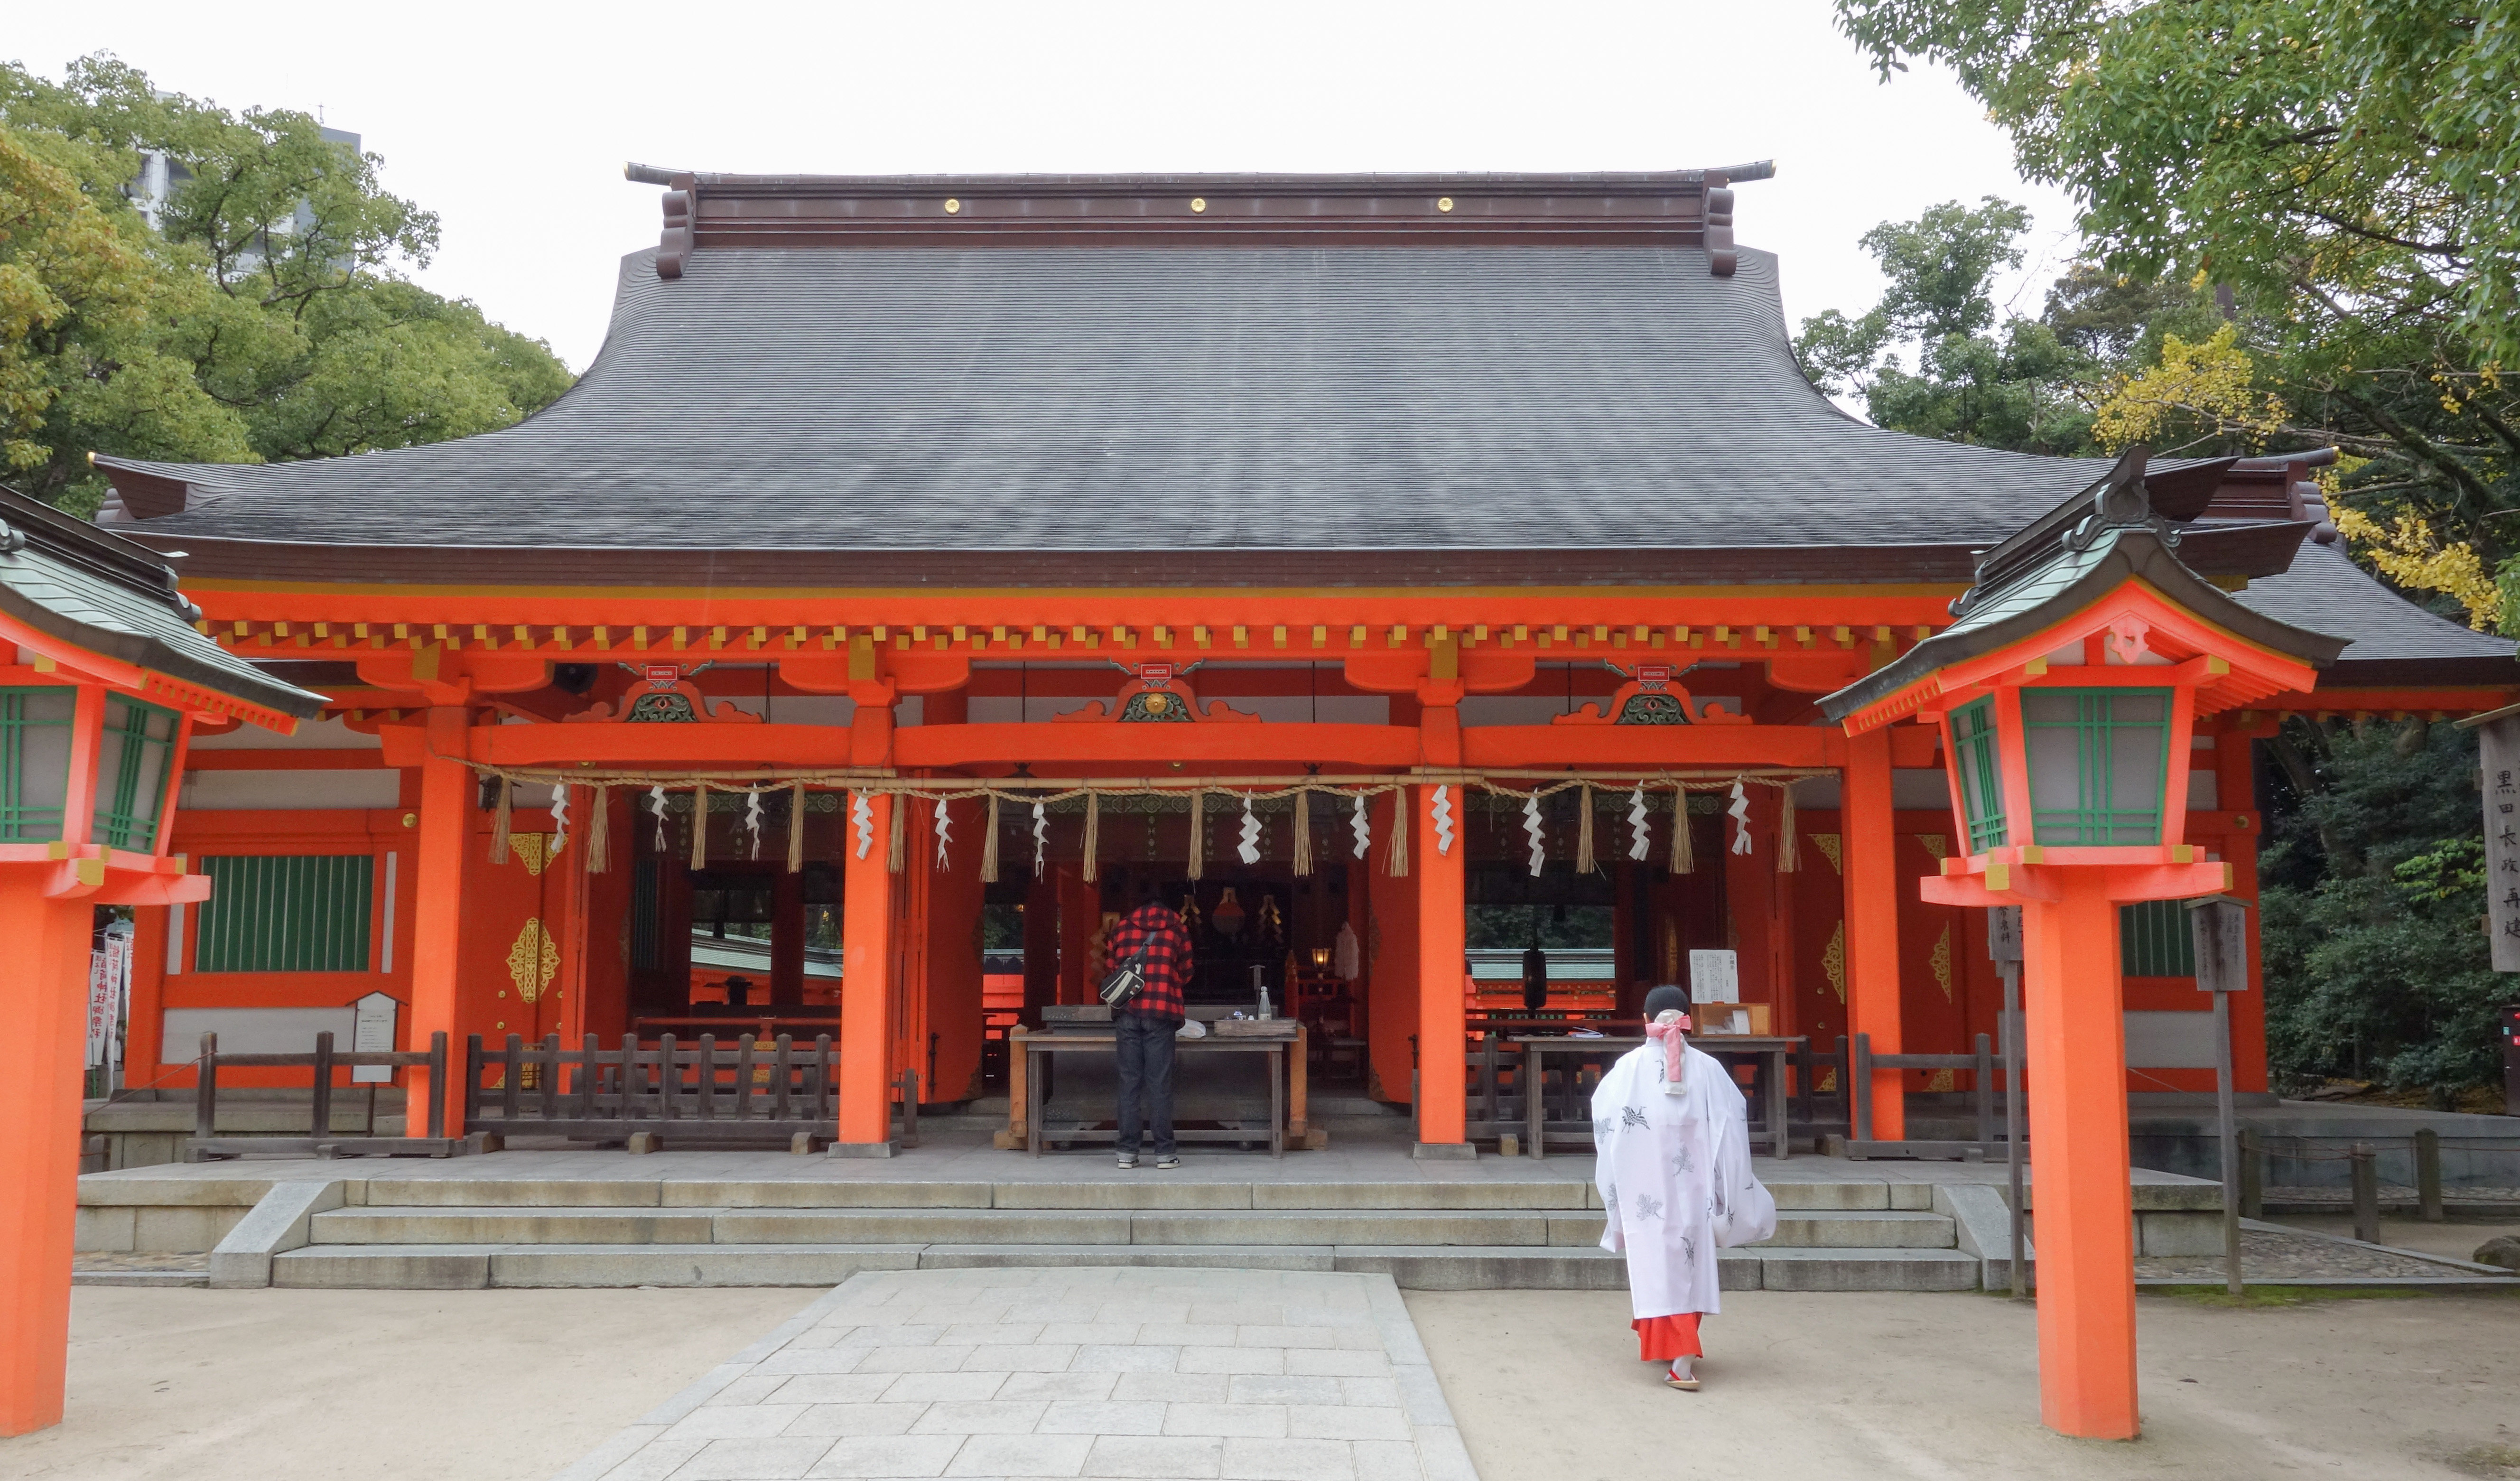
1154, 1155, 1181, 1170
1116, 1153, 1138, 1170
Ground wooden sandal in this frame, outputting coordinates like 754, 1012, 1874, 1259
1664, 1369, 1701, 1391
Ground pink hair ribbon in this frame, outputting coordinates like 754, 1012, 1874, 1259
1646, 1009, 1691, 1087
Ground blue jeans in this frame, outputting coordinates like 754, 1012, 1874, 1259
1115, 1013, 1178, 1156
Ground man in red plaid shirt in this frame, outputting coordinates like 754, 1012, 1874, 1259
1103, 889, 1193, 1169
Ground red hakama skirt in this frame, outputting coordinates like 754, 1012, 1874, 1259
1632, 1313, 1702, 1361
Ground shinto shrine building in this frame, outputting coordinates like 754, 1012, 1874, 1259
83, 165, 2518, 1154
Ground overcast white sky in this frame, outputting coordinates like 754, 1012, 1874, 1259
9, 1, 2083, 374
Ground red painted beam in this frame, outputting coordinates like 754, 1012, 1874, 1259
472, 723, 858, 770
1460, 726, 1844, 769
895, 723, 1422, 771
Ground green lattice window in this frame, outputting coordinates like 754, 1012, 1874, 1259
196, 855, 375, 972
2022, 688, 2170, 846
2120, 899, 2196, 976
0, 687, 75, 842
1948, 698, 2008, 852
93, 695, 178, 850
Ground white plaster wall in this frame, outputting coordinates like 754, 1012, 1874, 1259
180, 771, 401, 810
190, 716, 381, 751
161, 1007, 359, 1062
2123, 1008, 2219, 1068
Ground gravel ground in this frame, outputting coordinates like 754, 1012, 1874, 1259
2136, 1226, 2509, 1283
2270, 1212, 2520, 1266
2267, 1183, 2520, 1208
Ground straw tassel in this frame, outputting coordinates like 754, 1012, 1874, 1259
1386, 790, 1410, 877
1671, 785, 1694, 874
980, 794, 1002, 883
1777, 781, 1798, 874
586, 783, 611, 874
488, 776, 513, 864
1081, 792, 1100, 884
1187, 791, 1205, 881
887, 791, 907, 873
689, 783, 709, 869
787, 782, 807, 872
1575, 783, 1597, 875
1292, 790, 1313, 877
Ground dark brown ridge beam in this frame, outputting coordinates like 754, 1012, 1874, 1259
625, 164, 1778, 273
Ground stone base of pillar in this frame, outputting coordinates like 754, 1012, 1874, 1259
828, 1139, 902, 1159
1412, 1142, 1476, 1161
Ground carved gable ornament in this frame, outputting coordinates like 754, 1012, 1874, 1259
565, 662, 764, 724
1057, 663, 1261, 725
1554, 663, 1751, 727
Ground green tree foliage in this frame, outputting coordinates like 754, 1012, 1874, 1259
2256, 720, 2504, 1102
0, 54, 571, 513
1794, 197, 2210, 456
0, 116, 251, 482
1831, 0, 2520, 629
1796, 19, 2520, 1095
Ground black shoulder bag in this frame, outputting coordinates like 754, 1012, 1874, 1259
1098, 928, 1156, 1007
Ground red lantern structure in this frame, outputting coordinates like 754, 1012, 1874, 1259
1821, 450, 2345, 1439
0, 490, 321, 1434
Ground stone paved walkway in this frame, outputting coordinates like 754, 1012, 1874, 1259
553, 1267, 1478, 1481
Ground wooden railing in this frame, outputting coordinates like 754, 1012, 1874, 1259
1450, 1032, 1850, 1154
1841, 1032, 2016, 1160
185, 1031, 465, 1161
463, 1033, 922, 1151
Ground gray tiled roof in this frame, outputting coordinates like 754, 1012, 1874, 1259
88, 236, 2514, 680
1820, 525, 2351, 722
0, 490, 324, 723
103, 244, 2144, 551
2230, 540, 2514, 681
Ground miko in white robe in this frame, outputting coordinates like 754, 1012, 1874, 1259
1591, 1027, 1776, 1367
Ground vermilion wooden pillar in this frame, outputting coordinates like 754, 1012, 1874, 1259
2022, 881, 2141, 1439
837, 791, 897, 1152
923, 798, 987, 1103
1058, 866, 1096, 1006
2217, 728, 2271, 1092
1413, 783, 1468, 1155
558, 815, 592, 1046
406, 705, 474, 1136
1842, 726, 1905, 1139
0, 886, 98, 1436
1365, 792, 1419, 1105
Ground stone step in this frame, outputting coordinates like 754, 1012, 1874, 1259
342, 1175, 1920, 1212
70, 1268, 210, 1289
307, 1204, 1954, 1250
268, 1241, 1982, 1291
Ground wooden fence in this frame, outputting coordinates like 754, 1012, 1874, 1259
463, 1033, 920, 1149
185, 1030, 466, 1160
1841, 1032, 2017, 1160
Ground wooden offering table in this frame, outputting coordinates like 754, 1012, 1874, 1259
1511, 1033, 1800, 1161
1010, 1018, 1303, 1158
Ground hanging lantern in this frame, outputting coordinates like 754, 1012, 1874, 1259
1213, 885, 1246, 937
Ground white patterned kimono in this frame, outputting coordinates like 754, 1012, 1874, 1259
1591, 1039, 1776, 1320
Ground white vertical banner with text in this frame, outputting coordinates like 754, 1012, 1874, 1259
2482, 714, 2520, 973
87, 921, 135, 1070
